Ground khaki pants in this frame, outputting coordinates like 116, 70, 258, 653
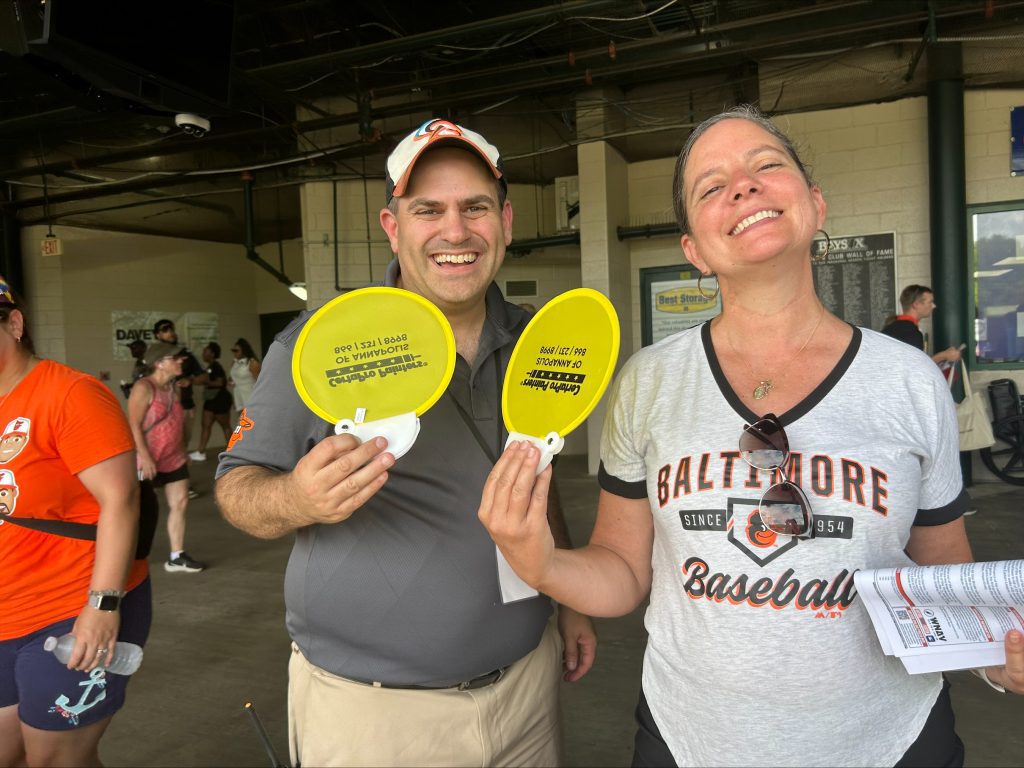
288, 621, 563, 767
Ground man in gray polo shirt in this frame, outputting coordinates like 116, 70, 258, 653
215, 119, 596, 767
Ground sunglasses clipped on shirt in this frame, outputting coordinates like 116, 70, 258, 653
738, 413, 815, 539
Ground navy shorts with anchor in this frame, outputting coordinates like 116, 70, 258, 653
0, 578, 151, 730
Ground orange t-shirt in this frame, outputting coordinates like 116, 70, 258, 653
0, 359, 148, 640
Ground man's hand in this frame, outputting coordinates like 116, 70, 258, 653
217, 433, 394, 539
288, 434, 394, 526
477, 441, 556, 589
557, 605, 597, 682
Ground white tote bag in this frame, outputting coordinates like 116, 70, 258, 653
952, 361, 996, 452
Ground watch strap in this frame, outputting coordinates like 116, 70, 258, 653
88, 589, 126, 611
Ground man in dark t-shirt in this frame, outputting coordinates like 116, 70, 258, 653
882, 284, 976, 515
881, 284, 962, 365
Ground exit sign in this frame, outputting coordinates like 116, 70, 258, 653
41, 236, 63, 256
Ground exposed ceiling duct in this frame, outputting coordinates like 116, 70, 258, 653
1, 0, 1023, 245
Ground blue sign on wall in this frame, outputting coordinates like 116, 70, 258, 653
1013, 106, 1024, 176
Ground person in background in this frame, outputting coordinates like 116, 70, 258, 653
227, 337, 261, 415
881, 285, 963, 365
882, 284, 976, 515
0, 276, 151, 766
478, 105, 1023, 768
151, 319, 202, 500
189, 342, 232, 462
216, 118, 596, 767
127, 341, 206, 574
127, 339, 147, 381
119, 339, 148, 399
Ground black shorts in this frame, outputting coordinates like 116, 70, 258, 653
152, 463, 188, 488
203, 388, 232, 415
631, 677, 964, 767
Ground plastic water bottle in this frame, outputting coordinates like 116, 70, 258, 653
43, 634, 144, 676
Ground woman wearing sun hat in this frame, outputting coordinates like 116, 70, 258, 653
128, 340, 206, 574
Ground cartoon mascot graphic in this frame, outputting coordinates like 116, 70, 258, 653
0, 468, 19, 519
0, 417, 30, 464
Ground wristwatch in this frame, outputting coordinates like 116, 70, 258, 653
88, 589, 126, 611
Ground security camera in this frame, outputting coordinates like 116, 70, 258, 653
174, 113, 211, 137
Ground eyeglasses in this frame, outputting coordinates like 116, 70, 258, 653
738, 413, 814, 539
157, 325, 173, 333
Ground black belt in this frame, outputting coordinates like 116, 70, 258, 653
359, 666, 508, 691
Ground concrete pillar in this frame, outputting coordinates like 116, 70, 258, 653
926, 43, 972, 483
576, 88, 634, 474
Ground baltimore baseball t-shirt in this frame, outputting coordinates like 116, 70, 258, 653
599, 323, 967, 767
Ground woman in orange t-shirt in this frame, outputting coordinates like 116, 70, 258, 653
0, 277, 150, 765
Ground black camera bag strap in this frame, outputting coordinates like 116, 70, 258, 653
3, 479, 159, 560
2, 514, 96, 539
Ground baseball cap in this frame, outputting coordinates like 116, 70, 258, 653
385, 119, 505, 204
143, 341, 185, 367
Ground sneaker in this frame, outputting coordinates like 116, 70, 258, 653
164, 552, 206, 573
189, 450, 207, 462
187, 488, 200, 500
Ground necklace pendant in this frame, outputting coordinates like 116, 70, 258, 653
753, 380, 772, 400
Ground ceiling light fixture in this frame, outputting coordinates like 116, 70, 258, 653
288, 282, 308, 300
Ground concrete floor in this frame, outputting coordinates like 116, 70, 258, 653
101, 452, 1024, 767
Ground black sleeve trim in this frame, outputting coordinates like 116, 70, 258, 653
598, 461, 648, 499
913, 488, 970, 526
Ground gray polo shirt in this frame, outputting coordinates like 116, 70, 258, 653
217, 262, 552, 685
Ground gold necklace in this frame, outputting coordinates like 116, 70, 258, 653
725, 305, 826, 400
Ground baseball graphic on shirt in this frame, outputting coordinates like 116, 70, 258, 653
0, 417, 30, 464
0, 468, 19, 517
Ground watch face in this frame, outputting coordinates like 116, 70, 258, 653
96, 594, 121, 611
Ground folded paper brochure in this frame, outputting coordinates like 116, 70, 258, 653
854, 559, 1024, 674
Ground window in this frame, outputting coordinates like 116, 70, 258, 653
969, 201, 1024, 367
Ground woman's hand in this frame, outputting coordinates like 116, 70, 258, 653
477, 441, 556, 589
137, 454, 157, 481
982, 630, 1024, 694
66, 607, 121, 672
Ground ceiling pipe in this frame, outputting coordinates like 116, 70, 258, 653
3, 139, 373, 210
247, 1, 621, 76
368, 0, 871, 100
617, 223, 679, 240
6, 0, 1007, 184
507, 232, 580, 255
241, 172, 294, 288
7, 0, 1016, 191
